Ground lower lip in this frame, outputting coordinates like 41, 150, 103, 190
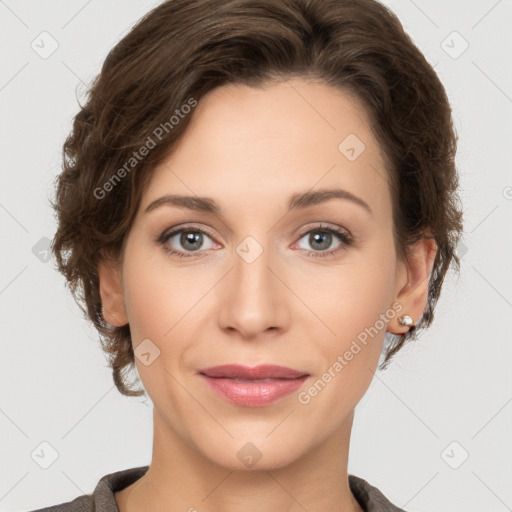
200, 375, 309, 407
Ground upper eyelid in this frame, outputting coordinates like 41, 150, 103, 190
296, 222, 351, 237
161, 224, 217, 242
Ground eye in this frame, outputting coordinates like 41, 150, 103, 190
295, 224, 353, 257
157, 223, 353, 259
159, 227, 217, 257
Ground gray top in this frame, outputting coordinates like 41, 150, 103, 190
29, 466, 406, 512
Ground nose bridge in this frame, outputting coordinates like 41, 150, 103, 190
217, 235, 288, 338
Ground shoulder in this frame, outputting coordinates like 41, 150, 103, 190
349, 474, 406, 512
27, 466, 150, 512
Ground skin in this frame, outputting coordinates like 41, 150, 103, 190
99, 78, 437, 512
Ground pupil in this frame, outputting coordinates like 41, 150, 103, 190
181, 231, 202, 251
310, 232, 331, 251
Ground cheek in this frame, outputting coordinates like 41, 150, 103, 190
123, 268, 170, 343
121, 249, 194, 397
294, 265, 396, 417
121, 239, 218, 367
121, 231, 195, 337
299, 249, 396, 339
296, 243, 397, 383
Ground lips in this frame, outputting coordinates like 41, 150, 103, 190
198, 364, 310, 407
198, 364, 309, 380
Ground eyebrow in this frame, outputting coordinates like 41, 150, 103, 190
144, 188, 372, 215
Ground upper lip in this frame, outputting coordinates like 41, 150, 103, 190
198, 364, 309, 379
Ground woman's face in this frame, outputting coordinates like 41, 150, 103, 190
101, 78, 418, 470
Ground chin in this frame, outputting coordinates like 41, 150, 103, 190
197, 433, 308, 472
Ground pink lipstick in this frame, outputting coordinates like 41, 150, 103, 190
198, 364, 309, 407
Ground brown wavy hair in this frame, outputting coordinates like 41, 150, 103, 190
51, 0, 464, 396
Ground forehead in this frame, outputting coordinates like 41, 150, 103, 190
142, 78, 392, 219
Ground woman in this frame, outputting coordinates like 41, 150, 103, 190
33, 0, 463, 510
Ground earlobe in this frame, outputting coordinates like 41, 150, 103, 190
97, 258, 129, 327
389, 237, 438, 334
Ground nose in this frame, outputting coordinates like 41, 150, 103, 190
217, 242, 290, 340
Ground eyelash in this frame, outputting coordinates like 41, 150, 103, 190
157, 223, 353, 259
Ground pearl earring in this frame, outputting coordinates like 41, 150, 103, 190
398, 314, 414, 327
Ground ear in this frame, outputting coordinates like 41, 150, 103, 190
97, 257, 128, 327
389, 237, 438, 334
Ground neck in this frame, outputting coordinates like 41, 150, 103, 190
116, 408, 363, 512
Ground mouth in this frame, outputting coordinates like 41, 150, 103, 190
197, 364, 310, 407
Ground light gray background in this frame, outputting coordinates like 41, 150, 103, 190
1, 1, 511, 511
